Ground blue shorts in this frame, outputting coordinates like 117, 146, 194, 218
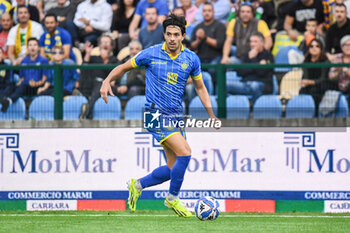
146, 126, 186, 145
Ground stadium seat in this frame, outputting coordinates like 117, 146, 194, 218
318, 95, 349, 118
226, 95, 250, 119
253, 95, 282, 119
0, 97, 26, 120
28, 95, 55, 120
272, 75, 278, 95
63, 96, 88, 120
93, 96, 122, 120
336, 95, 350, 117
285, 94, 315, 118
124, 95, 146, 120
274, 45, 302, 73
279, 70, 303, 100
189, 96, 217, 119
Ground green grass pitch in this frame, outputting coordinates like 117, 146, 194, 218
0, 210, 350, 233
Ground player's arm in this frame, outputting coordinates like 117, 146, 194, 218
100, 60, 134, 103
192, 76, 217, 120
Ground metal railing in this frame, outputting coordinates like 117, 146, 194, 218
1, 62, 349, 120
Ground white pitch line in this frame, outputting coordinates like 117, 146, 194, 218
0, 214, 350, 218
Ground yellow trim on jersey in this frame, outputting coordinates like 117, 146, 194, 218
226, 19, 271, 38
161, 42, 185, 60
192, 72, 202, 81
130, 57, 138, 68
160, 131, 181, 145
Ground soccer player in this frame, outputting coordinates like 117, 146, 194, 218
100, 13, 219, 217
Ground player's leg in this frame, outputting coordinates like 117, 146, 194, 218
162, 133, 193, 217
138, 145, 176, 188
127, 144, 176, 212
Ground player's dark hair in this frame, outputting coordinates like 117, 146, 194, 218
163, 13, 186, 35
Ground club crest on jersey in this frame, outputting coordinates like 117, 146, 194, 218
181, 63, 188, 71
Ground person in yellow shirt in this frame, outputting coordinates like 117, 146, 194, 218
221, 3, 272, 64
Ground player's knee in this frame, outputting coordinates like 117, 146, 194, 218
178, 145, 191, 156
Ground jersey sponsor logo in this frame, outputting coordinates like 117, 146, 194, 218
167, 72, 178, 85
151, 61, 167, 65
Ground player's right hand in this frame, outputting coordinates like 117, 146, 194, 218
100, 80, 114, 104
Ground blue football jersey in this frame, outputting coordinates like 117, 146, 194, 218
131, 42, 202, 116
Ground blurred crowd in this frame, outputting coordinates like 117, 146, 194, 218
0, 0, 349, 118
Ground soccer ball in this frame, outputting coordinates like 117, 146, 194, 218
194, 196, 220, 221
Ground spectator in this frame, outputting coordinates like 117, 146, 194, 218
299, 18, 325, 53
111, 0, 137, 54
73, 0, 113, 46
221, 3, 272, 64
336, 0, 350, 16
325, 4, 350, 57
7, 5, 44, 65
255, 0, 276, 29
79, 33, 118, 119
46, 0, 77, 31
0, 47, 14, 100
328, 35, 350, 96
194, 0, 231, 24
180, 0, 198, 24
128, 0, 169, 41
191, 2, 225, 64
275, 0, 294, 32
0, 0, 11, 20
115, 40, 146, 99
1, 38, 48, 112
36, 0, 59, 21
284, 0, 324, 41
0, 13, 13, 58
39, 13, 76, 62
138, 7, 164, 49
37, 46, 79, 96
9, 0, 40, 23
227, 32, 274, 101
300, 38, 329, 106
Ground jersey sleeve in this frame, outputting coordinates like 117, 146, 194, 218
130, 49, 150, 68
190, 53, 202, 80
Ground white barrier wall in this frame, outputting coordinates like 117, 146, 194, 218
0, 128, 349, 201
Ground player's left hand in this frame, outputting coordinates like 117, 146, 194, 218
100, 80, 114, 103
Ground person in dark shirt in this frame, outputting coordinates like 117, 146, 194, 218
300, 38, 330, 106
228, 32, 274, 101
0, 47, 14, 100
80, 33, 119, 119
111, 0, 137, 54
284, 0, 324, 41
190, 2, 226, 64
325, 3, 350, 58
46, 0, 77, 30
